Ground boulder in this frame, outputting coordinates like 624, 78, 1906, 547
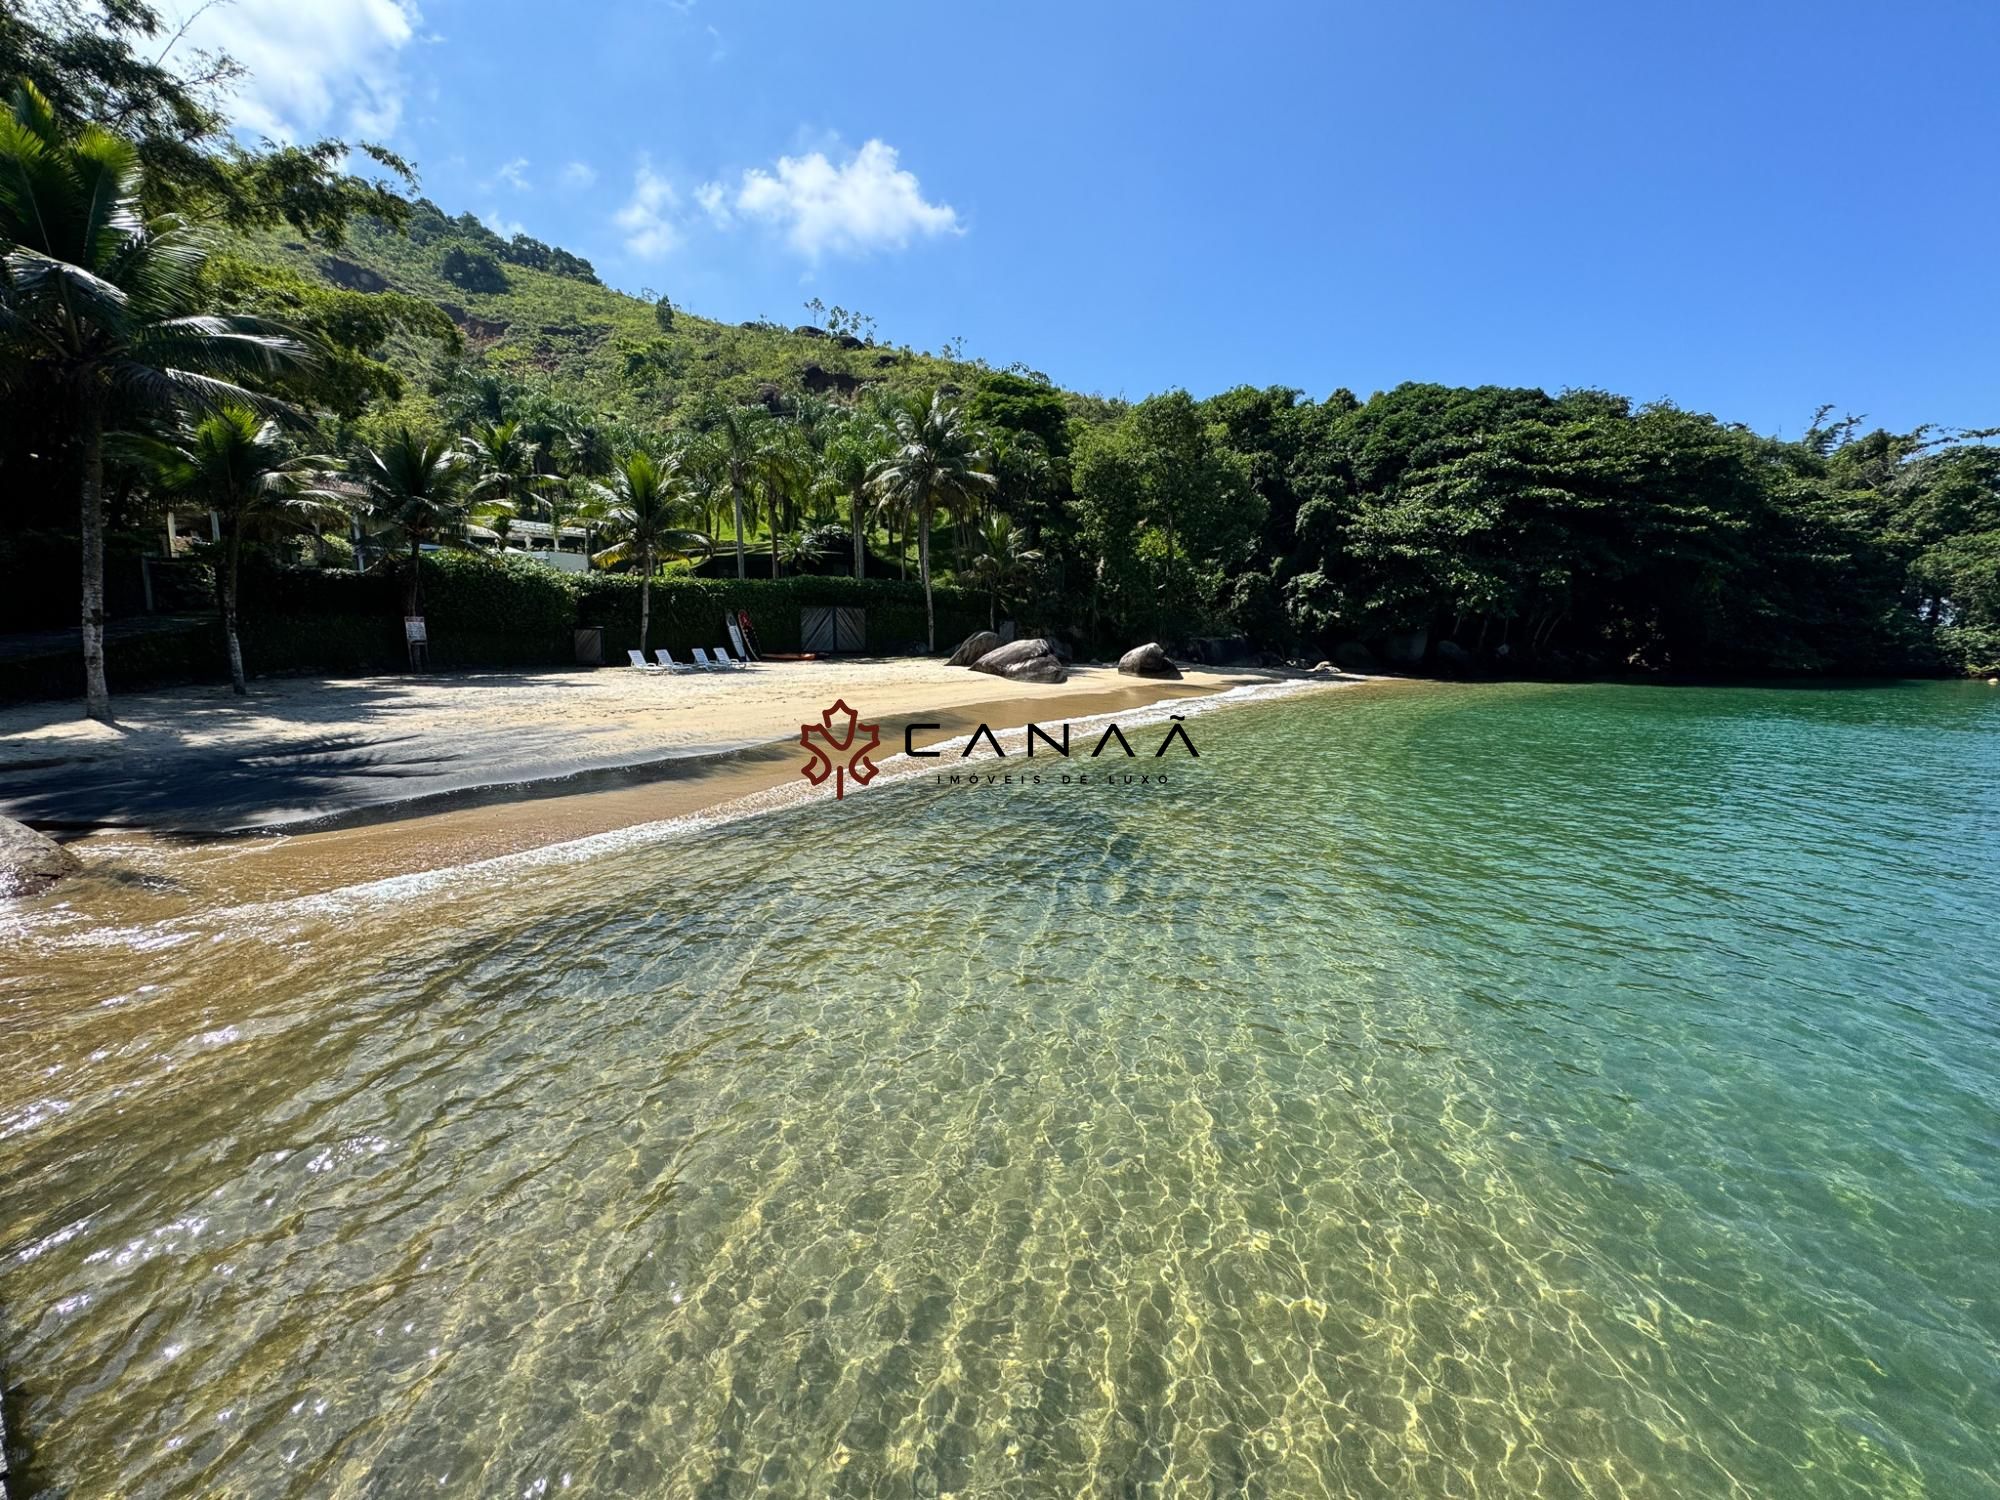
1117, 642, 1182, 679
1332, 641, 1376, 673
970, 638, 1068, 683
1310, 659, 1340, 676
946, 629, 1004, 667
0, 815, 80, 898
1436, 640, 1474, 671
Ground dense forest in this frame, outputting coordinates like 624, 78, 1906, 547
3, 0, 1996, 722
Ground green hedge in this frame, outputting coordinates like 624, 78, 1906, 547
574, 572, 986, 659
0, 619, 224, 702
1, 552, 992, 703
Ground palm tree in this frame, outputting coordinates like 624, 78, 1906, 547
566, 481, 610, 572
752, 428, 811, 578
589, 451, 711, 653
461, 419, 548, 547
122, 406, 351, 695
818, 415, 887, 579
355, 428, 470, 616
967, 515, 1044, 631
869, 390, 996, 651
0, 81, 305, 719
704, 402, 771, 578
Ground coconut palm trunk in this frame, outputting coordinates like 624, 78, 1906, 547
732, 480, 747, 579
406, 540, 423, 617
221, 521, 247, 695
851, 485, 867, 579
78, 394, 111, 720
639, 545, 653, 654
919, 515, 934, 651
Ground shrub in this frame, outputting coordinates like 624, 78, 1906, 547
439, 245, 508, 293
0, 558, 992, 702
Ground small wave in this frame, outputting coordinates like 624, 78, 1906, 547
3, 677, 1334, 953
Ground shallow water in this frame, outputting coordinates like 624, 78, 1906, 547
3, 680, 1997, 1498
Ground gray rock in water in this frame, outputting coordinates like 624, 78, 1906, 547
1117, 642, 1182, 679
0, 814, 80, 897
946, 629, 1004, 667
971, 638, 1068, 683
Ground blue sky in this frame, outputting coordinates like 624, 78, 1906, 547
182, 0, 1998, 437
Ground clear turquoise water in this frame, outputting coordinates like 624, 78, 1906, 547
2, 680, 1997, 1497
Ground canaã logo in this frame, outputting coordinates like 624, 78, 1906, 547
802, 703, 1201, 798
798, 699, 882, 799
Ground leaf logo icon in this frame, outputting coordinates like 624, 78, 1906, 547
799, 699, 882, 799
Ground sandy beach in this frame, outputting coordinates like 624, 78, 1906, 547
0, 658, 1348, 924
0, 658, 1276, 832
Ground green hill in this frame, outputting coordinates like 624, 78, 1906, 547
236, 200, 1026, 431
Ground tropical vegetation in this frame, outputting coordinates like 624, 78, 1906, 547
2, 0, 1996, 718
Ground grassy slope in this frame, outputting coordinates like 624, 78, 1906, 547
240, 217, 990, 428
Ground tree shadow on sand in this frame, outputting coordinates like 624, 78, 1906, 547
0, 731, 456, 831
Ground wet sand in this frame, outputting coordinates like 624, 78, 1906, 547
0, 659, 1271, 833
2, 661, 1350, 928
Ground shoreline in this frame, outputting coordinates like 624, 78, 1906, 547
0, 659, 1290, 836
5, 665, 1373, 929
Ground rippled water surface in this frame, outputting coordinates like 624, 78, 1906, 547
4, 680, 1998, 1498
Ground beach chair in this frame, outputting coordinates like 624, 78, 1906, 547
711, 644, 744, 669
726, 617, 753, 662
690, 647, 725, 671
651, 649, 693, 673
625, 649, 665, 674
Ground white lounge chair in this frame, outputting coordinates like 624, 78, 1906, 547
626, 649, 665, 674
651, 649, 693, 673
711, 644, 744, 668
690, 648, 724, 671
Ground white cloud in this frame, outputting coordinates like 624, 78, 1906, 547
694, 180, 732, 226
482, 208, 526, 239
561, 161, 599, 190
732, 140, 960, 259
495, 157, 532, 192
169, 0, 420, 141
614, 157, 683, 258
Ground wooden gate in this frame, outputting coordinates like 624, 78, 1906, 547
801, 606, 866, 653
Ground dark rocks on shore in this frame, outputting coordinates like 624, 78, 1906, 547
1333, 641, 1376, 673
1382, 629, 1428, 667
970, 638, 1068, 683
946, 630, 1004, 667
0, 814, 80, 897
1183, 636, 1255, 666
1117, 642, 1182, 679
1436, 639, 1475, 671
